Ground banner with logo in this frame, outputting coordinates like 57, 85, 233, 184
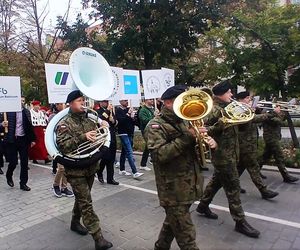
141, 69, 164, 99
122, 69, 141, 100
0, 76, 22, 112
45, 63, 78, 103
161, 67, 175, 89
108, 67, 124, 101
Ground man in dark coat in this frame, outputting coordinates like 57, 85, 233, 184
0, 96, 35, 191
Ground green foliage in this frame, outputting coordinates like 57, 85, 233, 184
57, 14, 90, 50
81, 0, 244, 84
194, 4, 300, 96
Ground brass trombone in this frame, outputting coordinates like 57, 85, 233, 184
256, 100, 300, 113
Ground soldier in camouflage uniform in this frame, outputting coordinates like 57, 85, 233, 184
260, 107, 299, 183
145, 85, 217, 250
196, 81, 260, 238
56, 90, 112, 250
236, 91, 279, 199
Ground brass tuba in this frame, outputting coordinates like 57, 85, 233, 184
45, 47, 114, 168
173, 87, 213, 167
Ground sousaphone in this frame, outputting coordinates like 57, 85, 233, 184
45, 47, 114, 167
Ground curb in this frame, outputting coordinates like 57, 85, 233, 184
123, 151, 300, 175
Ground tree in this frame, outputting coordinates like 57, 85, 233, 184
80, 0, 245, 84
193, 3, 300, 146
4, 0, 73, 103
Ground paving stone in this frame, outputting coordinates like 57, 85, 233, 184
0, 155, 299, 249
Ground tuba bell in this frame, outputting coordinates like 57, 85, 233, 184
45, 47, 114, 168
173, 87, 213, 167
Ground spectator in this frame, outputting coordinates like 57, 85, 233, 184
139, 99, 155, 171
96, 101, 119, 185
29, 100, 51, 164
0, 96, 35, 191
115, 100, 144, 179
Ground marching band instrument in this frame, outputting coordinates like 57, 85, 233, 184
173, 87, 213, 167
256, 100, 300, 113
45, 47, 114, 167
220, 98, 255, 126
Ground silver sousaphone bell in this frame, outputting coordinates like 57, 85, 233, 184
45, 47, 114, 167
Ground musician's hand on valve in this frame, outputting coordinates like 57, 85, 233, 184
85, 130, 97, 142
198, 127, 207, 133
206, 136, 217, 149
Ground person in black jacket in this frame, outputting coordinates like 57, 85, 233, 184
95, 100, 119, 185
115, 100, 143, 179
0, 96, 35, 191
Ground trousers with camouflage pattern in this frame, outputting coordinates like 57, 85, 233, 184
154, 205, 199, 250
201, 164, 245, 222
66, 167, 102, 239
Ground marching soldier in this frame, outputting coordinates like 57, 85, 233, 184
145, 85, 217, 250
236, 91, 279, 199
196, 81, 260, 238
56, 90, 112, 250
260, 107, 299, 183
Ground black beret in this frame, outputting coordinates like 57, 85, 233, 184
200, 87, 213, 97
66, 90, 83, 103
212, 80, 232, 96
236, 91, 250, 100
161, 85, 187, 100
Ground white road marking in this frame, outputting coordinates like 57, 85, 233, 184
120, 183, 300, 230
33, 163, 300, 229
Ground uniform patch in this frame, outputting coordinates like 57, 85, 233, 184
57, 124, 68, 133
151, 124, 160, 129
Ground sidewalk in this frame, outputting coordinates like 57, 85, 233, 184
0, 154, 299, 249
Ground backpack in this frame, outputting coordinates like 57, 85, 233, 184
134, 106, 142, 130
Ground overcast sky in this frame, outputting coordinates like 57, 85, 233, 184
40, 0, 93, 28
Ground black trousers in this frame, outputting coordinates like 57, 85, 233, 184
6, 136, 29, 185
97, 138, 117, 182
97, 159, 114, 182
0, 141, 4, 168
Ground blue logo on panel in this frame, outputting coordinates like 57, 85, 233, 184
124, 75, 138, 94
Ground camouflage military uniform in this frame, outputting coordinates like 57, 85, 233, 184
260, 112, 290, 177
238, 113, 274, 191
200, 99, 245, 222
56, 110, 102, 240
145, 107, 203, 250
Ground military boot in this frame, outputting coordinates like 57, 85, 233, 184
235, 220, 260, 238
196, 203, 218, 219
95, 237, 113, 250
260, 189, 279, 200
70, 220, 88, 235
283, 174, 299, 183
